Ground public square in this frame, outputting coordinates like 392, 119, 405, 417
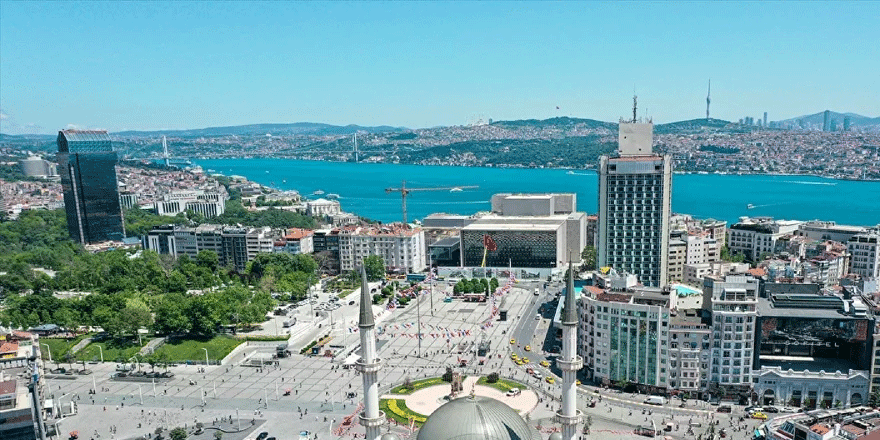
43, 281, 762, 440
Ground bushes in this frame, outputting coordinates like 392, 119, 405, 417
487, 372, 499, 383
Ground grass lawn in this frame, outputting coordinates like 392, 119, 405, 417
74, 337, 145, 363
477, 376, 527, 393
40, 334, 91, 362
380, 398, 427, 426
389, 376, 447, 395
152, 335, 244, 363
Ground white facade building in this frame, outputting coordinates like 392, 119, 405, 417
579, 287, 673, 390
306, 198, 341, 217
848, 233, 880, 279
668, 314, 711, 393
704, 274, 760, 396
338, 224, 426, 273
727, 218, 803, 261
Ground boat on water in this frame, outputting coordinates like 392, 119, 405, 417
566, 170, 575, 175
327, 193, 339, 199
313, 190, 325, 195
282, 179, 287, 183
449, 187, 463, 192
747, 204, 755, 209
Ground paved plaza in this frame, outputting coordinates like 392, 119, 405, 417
39, 282, 762, 440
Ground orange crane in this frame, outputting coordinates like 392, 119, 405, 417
385, 180, 478, 224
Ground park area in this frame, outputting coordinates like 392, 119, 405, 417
381, 375, 535, 427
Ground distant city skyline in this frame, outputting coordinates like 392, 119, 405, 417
1, 1, 878, 134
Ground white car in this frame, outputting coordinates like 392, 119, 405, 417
532, 372, 543, 380
505, 388, 521, 397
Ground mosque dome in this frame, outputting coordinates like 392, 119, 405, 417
416, 395, 541, 440
380, 434, 402, 440
548, 433, 563, 440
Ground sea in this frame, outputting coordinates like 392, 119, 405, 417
192, 159, 880, 227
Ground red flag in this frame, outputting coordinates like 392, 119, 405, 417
483, 234, 497, 251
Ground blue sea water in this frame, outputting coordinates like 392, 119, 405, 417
194, 159, 880, 227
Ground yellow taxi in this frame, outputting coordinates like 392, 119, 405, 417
539, 360, 550, 367
576, 380, 582, 385
516, 359, 525, 365
510, 353, 518, 361
522, 357, 530, 364
510, 339, 516, 345
545, 377, 555, 384
751, 412, 768, 420
524, 345, 531, 352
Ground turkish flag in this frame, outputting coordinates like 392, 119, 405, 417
483, 234, 497, 251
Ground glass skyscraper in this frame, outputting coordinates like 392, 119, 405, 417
57, 130, 125, 244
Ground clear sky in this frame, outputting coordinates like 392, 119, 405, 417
1, 1, 878, 134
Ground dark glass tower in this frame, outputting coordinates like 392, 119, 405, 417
57, 130, 125, 244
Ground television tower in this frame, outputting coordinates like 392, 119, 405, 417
706, 79, 711, 120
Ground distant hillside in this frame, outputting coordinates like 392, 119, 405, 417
775, 111, 880, 129
114, 122, 406, 138
491, 116, 616, 131
654, 118, 741, 134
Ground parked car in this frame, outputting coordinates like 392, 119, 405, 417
257, 432, 269, 440
717, 405, 732, 413
764, 406, 779, 413
506, 388, 521, 397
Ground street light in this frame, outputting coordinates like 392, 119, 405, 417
41, 343, 52, 364
202, 348, 209, 366
96, 345, 104, 363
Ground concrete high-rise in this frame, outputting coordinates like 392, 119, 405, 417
763, 112, 768, 128
598, 114, 672, 287
823, 110, 831, 132
57, 130, 125, 244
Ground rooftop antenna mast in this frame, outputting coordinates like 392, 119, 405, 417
632, 94, 638, 123
706, 79, 711, 120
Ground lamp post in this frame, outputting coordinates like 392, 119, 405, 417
96, 345, 104, 363
41, 343, 52, 364
202, 348, 209, 366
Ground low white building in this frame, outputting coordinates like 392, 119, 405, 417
755, 368, 869, 408
306, 198, 341, 217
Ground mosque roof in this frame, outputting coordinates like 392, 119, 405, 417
416, 395, 541, 440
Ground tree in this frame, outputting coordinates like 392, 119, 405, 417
153, 294, 191, 335
363, 255, 385, 281
169, 427, 187, 440
213, 432, 223, 440
195, 250, 219, 273
581, 246, 597, 271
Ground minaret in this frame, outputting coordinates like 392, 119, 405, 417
356, 266, 384, 440
556, 256, 583, 440
706, 79, 711, 120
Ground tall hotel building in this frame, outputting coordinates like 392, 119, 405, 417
57, 129, 126, 244
597, 116, 672, 287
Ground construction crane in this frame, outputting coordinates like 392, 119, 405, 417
385, 180, 478, 224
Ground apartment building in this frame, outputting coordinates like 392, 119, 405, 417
338, 224, 426, 273
727, 217, 803, 261
848, 232, 880, 279
703, 274, 760, 399
579, 286, 674, 392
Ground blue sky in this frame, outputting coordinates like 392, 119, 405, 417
1, 1, 878, 134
